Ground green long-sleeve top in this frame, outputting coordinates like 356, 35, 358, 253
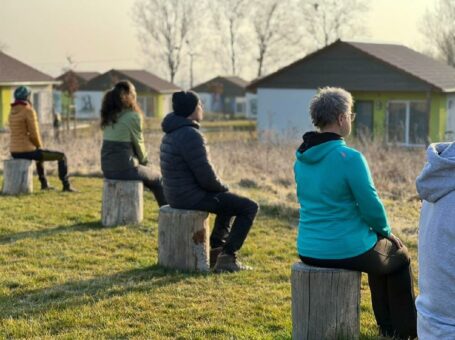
101, 110, 148, 173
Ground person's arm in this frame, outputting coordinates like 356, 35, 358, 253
345, 152, 391, 237
130, 113, 148, 165
25, 108, 43, 149
180, 129, 228, 192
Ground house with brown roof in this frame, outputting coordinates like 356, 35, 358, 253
247, 40, 455, 145
54, 70, 100, 118
0, 51, 59, 129
191, 76, 251, 116
74, 69, 181, 119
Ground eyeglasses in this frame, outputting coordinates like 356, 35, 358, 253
346, 112, 356, 122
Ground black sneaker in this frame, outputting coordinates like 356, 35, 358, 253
213, 253, 252, 273
62, 185, 78, 193
210, 247, 223, 268
41, 185, 56, 191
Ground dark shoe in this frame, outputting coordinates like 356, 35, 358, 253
210, 247, 223, 268
62, 185, 78, 193
213, 253, 252, 273
41, 185, 56, 191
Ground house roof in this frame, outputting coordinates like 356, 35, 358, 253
56, 70, 100, 82
192, 75, 249, 92
0, 51, 57, 85
248, 40, 455, 93
116, 69, 181, 93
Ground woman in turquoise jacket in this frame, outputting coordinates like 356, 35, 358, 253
294, 87, 416, 339
100, 80, 166, 206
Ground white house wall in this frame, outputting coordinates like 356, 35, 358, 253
75, 91, 103, 119
198, 93, 212, 112
257, 88, 316, 140
30, 85, 53, 125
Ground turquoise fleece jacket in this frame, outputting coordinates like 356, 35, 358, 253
294, 140, 391, 259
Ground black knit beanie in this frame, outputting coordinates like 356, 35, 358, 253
172, 91, 199, 117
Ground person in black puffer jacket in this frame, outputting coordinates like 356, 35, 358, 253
160, 91, 259, 273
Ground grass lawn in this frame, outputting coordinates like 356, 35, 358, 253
0, 176, 418, 339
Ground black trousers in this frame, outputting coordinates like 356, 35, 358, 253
103, 165, 167, 207
190, 192, 259, 255
11, 149, 69, 188
300, 236, 417, 339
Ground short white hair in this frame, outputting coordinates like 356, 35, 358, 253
310, 87, 353, 128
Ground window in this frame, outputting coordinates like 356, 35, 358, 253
387, 101, 428, 146
354, 100, 373, 138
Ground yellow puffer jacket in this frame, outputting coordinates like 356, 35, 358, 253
9, 103, 43, 153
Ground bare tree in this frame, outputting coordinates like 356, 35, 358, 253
210, 0, 248, 75
299, 0, 369, 49
252, 0, 298, 77
134, 0, 196, 83
421, 0, 455, 67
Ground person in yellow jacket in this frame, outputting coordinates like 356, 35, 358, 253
9, 86, 76, 192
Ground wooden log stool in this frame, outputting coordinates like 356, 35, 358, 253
2, 159, 33, 195
158, 205, 210, 272
291, 262, 361, 340
101, 179, 143, 227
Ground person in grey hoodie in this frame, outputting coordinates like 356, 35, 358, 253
416, 142, 455, 339
160, 91, 259, 273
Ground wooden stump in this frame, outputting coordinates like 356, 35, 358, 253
158, 205, 210, 272
101, 179, 143, 227
2, 159, 33, 195
291, 262, 361, 340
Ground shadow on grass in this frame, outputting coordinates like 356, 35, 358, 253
0, 221, 105, 245
259, 202, 299, 220
0, 264, 202, 320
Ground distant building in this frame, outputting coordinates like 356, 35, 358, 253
0, 51, 59, 129
191, 76, 253, 116
248, 40, 455, 145
76, 69, 181, 119
54, 70, 100, 118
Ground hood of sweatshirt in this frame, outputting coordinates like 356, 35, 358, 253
161, 112, 199, 133
296, 139, 346, 164
416, 142, 455, 202
10, 102, 30, 115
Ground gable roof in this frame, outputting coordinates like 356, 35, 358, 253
117, 69, 181, 93
0, 51, 57, 85
56, 70, 100, 82
248, 40, 455, 93
192, 75, 249, 92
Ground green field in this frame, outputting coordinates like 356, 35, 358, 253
0, 176, 418, 339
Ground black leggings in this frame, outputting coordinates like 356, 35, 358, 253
190, 191, 259, 255
11, 149, 69, 188
300, 236, 417, 339
103, 166, 167, 207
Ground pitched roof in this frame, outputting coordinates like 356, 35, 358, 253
0, 51, 56, 84
346, 41, 455, 92
192, 75, 249, 91
56, 70, 100, 82
248, 40, 455, 92
117, 69, 181, 93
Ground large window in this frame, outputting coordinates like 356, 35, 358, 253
354, 100, 374, 138
387, 101, 428, 146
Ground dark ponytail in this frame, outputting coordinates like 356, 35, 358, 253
100, 80, 143, 128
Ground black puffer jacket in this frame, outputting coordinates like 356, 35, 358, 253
160, 113, 228, 208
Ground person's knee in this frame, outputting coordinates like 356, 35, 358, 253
245, 199, 259, 216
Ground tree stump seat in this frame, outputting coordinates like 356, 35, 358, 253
2, 159, 33, 195
158, 205, 210, 272
101, 179, 143, 227
291, 262, 361, 340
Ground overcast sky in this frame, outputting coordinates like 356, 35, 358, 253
0, 0, 432, 85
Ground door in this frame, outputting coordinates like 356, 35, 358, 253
354, 100, 373, 138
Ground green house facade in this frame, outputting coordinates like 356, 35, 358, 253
248, 40, 455, 146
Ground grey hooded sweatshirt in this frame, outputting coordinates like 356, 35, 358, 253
416, 142, 455, 339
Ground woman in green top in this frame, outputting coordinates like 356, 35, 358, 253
294, 87, 416, 339
100, 80, 166, 206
